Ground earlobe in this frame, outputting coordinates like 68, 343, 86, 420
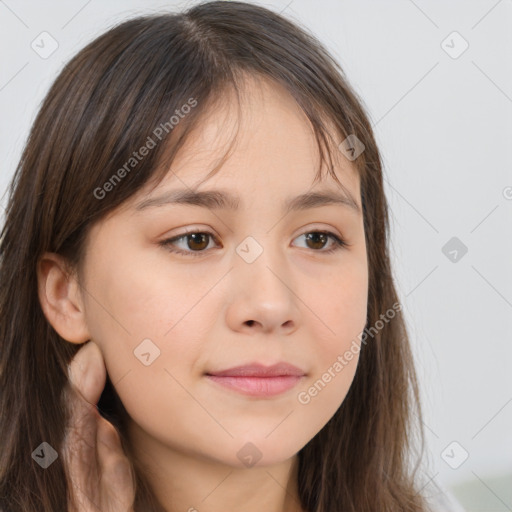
37, 252, 91, 344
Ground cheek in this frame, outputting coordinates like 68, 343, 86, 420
313, 261, 368, 350
300, 261, 367, 406
291, 290, 364, 453
82, 252, 206, 385
85, 266, 211, 444
82, 248, 227, 422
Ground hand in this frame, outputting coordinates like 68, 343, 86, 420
62, 340, 136, 512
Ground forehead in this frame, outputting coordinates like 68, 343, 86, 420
117, 73, 362, 220
138, 75, 359, 204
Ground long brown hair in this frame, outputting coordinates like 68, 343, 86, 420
0, 1, 430, 510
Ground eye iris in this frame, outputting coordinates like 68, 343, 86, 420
305, 232, 327, 250
188, 233, 209, 251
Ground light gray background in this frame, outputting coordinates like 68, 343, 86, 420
1, 1, 511, 510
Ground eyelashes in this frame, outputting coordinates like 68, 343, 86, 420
158, 229, 348, 258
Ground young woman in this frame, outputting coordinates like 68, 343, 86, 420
0, 1, 461, 510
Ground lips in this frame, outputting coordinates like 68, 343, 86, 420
206, 362, 306, 378
205, 362, 306, 397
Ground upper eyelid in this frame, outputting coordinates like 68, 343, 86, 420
165, 226, 342, 242
168, 229, 220, 244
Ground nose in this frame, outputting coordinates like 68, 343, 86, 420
225, 239, 300, 336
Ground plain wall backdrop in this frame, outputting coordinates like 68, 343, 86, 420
1, 0, 511, 509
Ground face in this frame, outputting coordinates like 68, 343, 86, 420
78, 75, 368, 468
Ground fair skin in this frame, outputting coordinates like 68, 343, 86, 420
38, 75, 368, 512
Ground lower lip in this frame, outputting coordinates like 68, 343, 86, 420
206, 375, 303, 397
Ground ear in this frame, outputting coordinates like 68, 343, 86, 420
37, 252, 91, 344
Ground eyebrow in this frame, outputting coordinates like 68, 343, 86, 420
135, 188, 361, 215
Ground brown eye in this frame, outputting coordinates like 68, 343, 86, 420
293, 231, 347, 254
185, 233, 210, 251
159, 231, 219, 257
304, 232, 328, 250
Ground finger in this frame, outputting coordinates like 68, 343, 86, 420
100, 455, 136, 512
62, 402, 99, 486
97, 415, 123, 453
63, 343, 102, 457
67, 340, 107, 407
97, 418, 136, 511
63, 342, 106, 510
67, 476, 100, 512
63, 410, 108, 512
